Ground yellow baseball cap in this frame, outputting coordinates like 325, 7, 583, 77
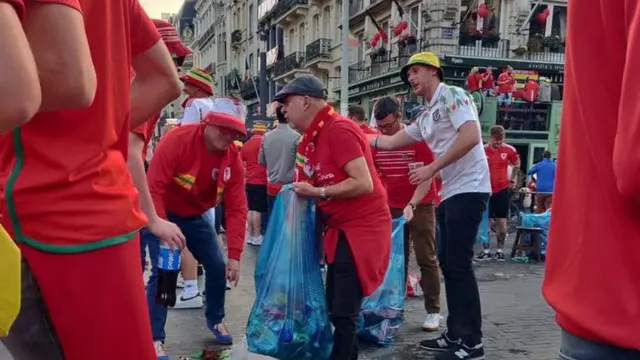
400, 52, 444, 84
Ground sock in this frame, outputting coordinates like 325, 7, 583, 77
182, 280, 199, 297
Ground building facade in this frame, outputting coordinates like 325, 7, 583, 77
237, 0, 567, 166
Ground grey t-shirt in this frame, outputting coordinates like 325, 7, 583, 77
259, 124, 301, 184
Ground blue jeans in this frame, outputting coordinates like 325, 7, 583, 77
559, 330, 640, 360
144, 212, 227, 342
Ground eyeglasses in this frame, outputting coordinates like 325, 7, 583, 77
376, 116, 400, 131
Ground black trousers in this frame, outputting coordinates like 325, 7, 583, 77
326, 232, 363, 360
437, 192, 489, 346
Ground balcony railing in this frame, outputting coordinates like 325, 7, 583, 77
240, 76, 259, 99
273, 0, 308, 20
195, 23, 216, 50
273, 59, 286, 77
306, 39, 332, 63
522, 51, 565, 63
496, 102, 551, 132
398, 44, 418, 67
284, 52, 306, 72
348, 61, 369, 83
457, 39, 510, 59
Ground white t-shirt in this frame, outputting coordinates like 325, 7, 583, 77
405, 83, 491, 200
179, 98, 214, 125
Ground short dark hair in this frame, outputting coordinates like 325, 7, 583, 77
347, 104, 366, 122
543, 150, 552, 159
275, 104, 287, 124
490, 125, 505, 138
373, 96, 400, 121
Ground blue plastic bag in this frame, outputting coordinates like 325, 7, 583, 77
254, 187, 290, 292
520, 211, 551, 255
247, 186, 333, 359
476, 206, 490, 245
357, 217, 407, 347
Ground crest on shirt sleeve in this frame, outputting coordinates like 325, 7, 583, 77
223, 167, 231, 182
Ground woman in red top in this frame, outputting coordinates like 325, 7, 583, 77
481, 67, 495, 96
275, 75, 391, 360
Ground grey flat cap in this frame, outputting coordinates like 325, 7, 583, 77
273, 74, 328, 102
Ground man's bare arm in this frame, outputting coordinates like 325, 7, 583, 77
0, 3, 41, 132
130, 41, 181, 129
369, 128, 419, 150
23, 1, 96, 111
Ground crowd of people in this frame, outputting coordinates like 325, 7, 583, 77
1, 1, 639, 360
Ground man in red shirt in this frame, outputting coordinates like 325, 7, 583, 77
496, 66, 515, 106
465, 67, 483, 93
481, 67, 495, 96
348, 103, 379, 134
145, 98, 248, 356
0, 1, 181, 359
372, 96, 441, 332
275, 75, 391, 360
542, 1, 640, 357
479, 125, 519, 261
129, 19, 191, 272
242, 125, 268, 246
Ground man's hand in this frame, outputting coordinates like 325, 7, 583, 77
403, 204, 414, 222
227, 258, 241, 287
409, 163, 437, 185
148, 217, 186, 250
292, 182, 320, 197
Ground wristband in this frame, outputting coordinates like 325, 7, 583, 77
408, 203, 417, 211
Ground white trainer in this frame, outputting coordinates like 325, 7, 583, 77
172, 292, 203, 309
154, 341, 170, 360
246, 236, 255, 245
253, 235, 263, 246
176, 274, 185, 289
422, 313, 441, 332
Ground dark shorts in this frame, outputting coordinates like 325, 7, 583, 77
488, 188, 510, 219
246, 184, 268, 213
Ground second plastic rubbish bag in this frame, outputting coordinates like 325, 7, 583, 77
247, 185, 333, 359
357, 217, 407, 347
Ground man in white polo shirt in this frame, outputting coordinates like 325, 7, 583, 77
370, 52, 490, 360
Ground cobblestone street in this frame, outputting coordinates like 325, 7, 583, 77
0, 236, 560, 360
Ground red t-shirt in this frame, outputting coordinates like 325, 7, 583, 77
484, 143, 519, 193
542, 0, 640, 351
359, 123, 379, 134
0, 0, 159, 253
466, 73, 482, 92
131, 112, 160, 161
241, 134, 267, 185
314, 109, 391, 296
147, 125, 247, 260
482, 73, 494, 90
434, 177, 443, 207
523, 80, 539, 102
497, 72, 515, 94
371, 142, 437, 209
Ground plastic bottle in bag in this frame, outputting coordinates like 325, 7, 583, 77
156, 243, 181, 307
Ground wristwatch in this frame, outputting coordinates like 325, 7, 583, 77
320, 187, 328, 199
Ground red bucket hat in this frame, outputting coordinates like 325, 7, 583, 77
152, 19, 192, 58
202, 98, 247, 137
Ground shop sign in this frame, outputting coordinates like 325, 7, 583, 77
442, 55, 564, 72
348, 76, 404, 97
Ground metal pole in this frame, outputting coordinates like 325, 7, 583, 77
259, 32, 269, 115
339, 0, 349, 116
